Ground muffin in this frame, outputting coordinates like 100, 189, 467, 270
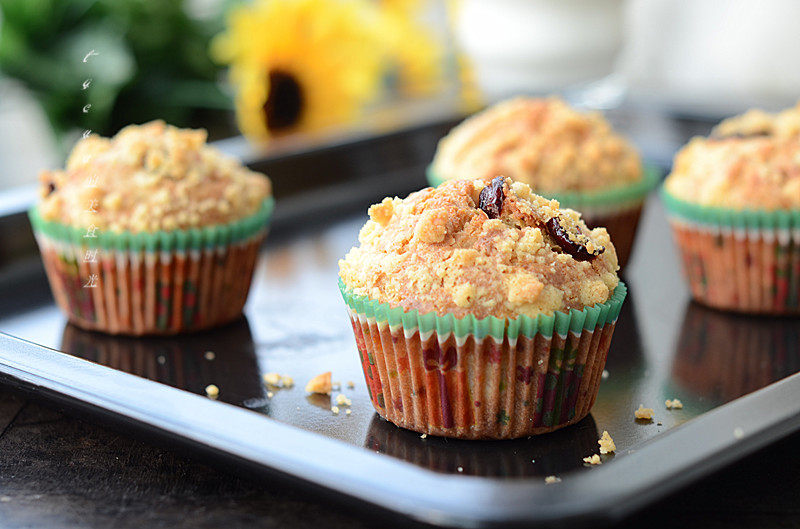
29, 121, 273, 335
338, 177, 627, 439
662, 104, 800, 314
428, 97, 659, 267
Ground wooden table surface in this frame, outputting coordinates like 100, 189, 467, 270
0, 388, 797, 529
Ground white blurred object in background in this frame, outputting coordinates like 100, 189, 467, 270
0, 80, 58, 191
454, 0, 625, 101
621, 0, 800, 115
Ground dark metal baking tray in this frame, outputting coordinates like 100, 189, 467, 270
0, 115, 798, 528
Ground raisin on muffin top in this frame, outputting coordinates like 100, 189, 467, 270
665, 104, 800, 210
339, 177, 619, 320
431, 97, 642, 193
38, 121, 272, 232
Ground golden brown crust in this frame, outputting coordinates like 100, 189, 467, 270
339, 178, 619, 320
431, 97, 642, 193
666, 104, 800, 210
38, 121, 272, 232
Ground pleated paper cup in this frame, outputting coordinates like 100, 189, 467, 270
28, 198, 273, 335
426, 166, 660, 268
662, 188, 800, 315
339, 279, 627, 440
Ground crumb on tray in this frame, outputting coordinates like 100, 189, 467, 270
598, 430, 616, 454
205, 384, 219, 399
583, 454, 602, 465
665, 398, 683, 410
635, 405, 654, 421
306, 371, 332, 395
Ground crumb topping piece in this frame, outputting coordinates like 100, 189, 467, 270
432, 97, 642, 193
598, 430, 616, 454
205, 384, 219, 399
263, 372, 294, 389
305, 372, 333, 395
339, 178, 619, 320
665, 399, 683, 410
335, 394, 352, 407
583, 454, 602, 465
37, 120, 272, 232
634, 405, 654, 421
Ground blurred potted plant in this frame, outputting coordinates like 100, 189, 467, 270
0, 0, 232, 152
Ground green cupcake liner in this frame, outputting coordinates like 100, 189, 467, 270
338, 278, 627, 341
661, 186, 800, 230
28, 197, 275, 251
426, 165, 661, 209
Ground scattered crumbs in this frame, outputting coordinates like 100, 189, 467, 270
544, 476, 561, 485
734, 427, 744, 439
204, 351, 215, 361
205, 384, 219, 399
335, 394, 352, 407
420, 433, 427, 439
345, 409, 352, 415
267, 391, 274, 398
634, 405, 654, 421
665, 398, 683, 410
657, 422, 663, 426
262, 372, 282, 386
346, 380, 356, 389
602, 370, 609, 379
332, 381, 342, 391
261, 373, 295, 390
583, 454, 602, 465
331, 406, 340, 415
0, 496, 10, 503
157, 355, 166, 365
305, 371, 332, 395
598, 430, 616, 454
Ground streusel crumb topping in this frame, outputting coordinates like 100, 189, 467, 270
666, 103, 800, 210
339, 178, 619, 320
431, 97, 642, 193
38, 121, 271, 232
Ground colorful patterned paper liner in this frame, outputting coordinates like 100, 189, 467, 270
426, 166, 660, 267
339, 279, 627, 439
28, 199, 274, 335
662, 188, 800, 314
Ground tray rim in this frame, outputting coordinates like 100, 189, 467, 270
0, 331, 798, 528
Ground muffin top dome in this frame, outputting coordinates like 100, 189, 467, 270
431, 97, 642, 194
37, 121, 272, 232
665, 104, 800, 210
339, 177, 619, 320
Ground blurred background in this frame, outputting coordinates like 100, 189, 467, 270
1, 0, 799, 192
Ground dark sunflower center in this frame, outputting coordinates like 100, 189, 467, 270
263, 70, 303, 133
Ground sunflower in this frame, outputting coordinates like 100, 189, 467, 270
212, 0, 387, 142
377, 0, 444, 96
